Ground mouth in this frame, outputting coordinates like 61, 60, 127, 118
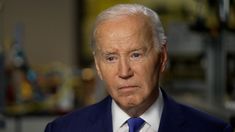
118, 85, 138, 92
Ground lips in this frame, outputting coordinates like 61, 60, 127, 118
119, 85, 137, 89
118, 85, 138, 92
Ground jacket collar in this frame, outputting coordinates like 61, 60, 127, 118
86, 96, 113, 132
158, 89, 186, 132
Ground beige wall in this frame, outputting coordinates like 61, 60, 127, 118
2, 0, 76, 67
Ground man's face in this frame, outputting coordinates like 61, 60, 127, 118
94, 15, 167, 111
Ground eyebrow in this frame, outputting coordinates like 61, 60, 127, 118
100, 50, 117, 55
97, 45, 151, 56
101, 48, 145, 56
130, 47, 148, 52
98, 51, 117, 59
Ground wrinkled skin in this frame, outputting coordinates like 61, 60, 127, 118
94, 14, 168, 116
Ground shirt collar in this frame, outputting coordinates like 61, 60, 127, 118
112, 99, 130, 132
111, 89, 164, 132
140, 90, 164, 131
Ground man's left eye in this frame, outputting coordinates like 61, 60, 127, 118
131, 52, 142, 59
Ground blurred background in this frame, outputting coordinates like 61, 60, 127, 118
0, 0, 235, 131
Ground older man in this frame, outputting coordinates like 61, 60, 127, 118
45, 4, 233, 132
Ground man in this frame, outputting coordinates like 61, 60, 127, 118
45, 4, 233, 132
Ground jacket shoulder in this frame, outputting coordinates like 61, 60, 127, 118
178, 103, 233, 131
160, 90, 233, 132
45, 96, 112, 132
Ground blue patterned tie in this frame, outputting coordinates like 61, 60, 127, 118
127, 117, 145, 132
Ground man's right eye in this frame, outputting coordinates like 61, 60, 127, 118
104, 55, 117, 63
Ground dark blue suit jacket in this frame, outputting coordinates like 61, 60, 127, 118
45, 91, 233, 132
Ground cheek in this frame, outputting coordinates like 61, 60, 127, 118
99, 64, 118, 86
134, 58, 161, 87
99, 62, 116, 76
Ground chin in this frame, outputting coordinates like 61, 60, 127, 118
120, 97, 141, 108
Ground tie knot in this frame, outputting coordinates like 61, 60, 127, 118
127, 117, 145, 132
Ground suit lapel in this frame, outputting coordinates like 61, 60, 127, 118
158, 90, 185, 132
86, 96, 113, 132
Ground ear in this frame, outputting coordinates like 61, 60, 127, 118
94, 57, 103, 80
160, 44, 168, 72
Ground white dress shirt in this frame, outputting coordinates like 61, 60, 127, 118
112, 90, 164, 132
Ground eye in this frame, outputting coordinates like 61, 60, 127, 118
130, 52, 142, 60
104, 55, 118, 63
132, 53, 141, 57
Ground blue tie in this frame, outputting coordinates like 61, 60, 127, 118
127, 117, 145, 132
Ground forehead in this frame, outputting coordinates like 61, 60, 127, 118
95, 14, 153, 51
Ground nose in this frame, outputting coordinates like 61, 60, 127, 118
118, 57, 134, 79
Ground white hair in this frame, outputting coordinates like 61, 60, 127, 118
91, 4, 167, 51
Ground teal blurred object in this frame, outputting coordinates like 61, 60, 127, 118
13, 23, 44, 102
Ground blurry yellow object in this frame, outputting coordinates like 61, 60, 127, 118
82, 68, 95, 81
21, 80, 33, 101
